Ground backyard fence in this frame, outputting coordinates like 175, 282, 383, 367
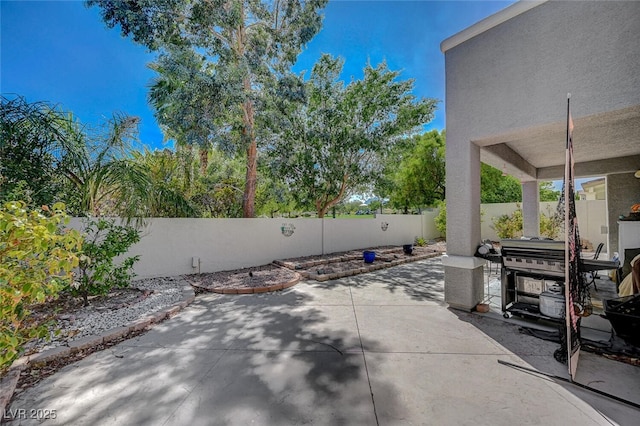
67, 200, 607, 278
68, 214, 425, 278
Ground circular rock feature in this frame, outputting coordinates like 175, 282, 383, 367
186, 264, 301, 294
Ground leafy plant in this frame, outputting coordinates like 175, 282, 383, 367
388, 130, 446, 212
540, 206, 563, 239
0, 96, 85, 210
434, 200, 447, 238
491, 207, 523, 239
89, 0, 328, 217
414, 236, 427, 247
492, 205, 562, 240
480, 163, 522, 203
0, 201, 82, 371
71, 219, 141, 306
268, 54, 436, 218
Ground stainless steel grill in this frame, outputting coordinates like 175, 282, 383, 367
500, 239, 618, 320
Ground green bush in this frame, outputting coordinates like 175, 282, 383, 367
434, 200, 446, 238
71, 218, 141, 306
540, 206, 562, 240
492, 207, 523, 239
414, 236, 427, 247
492, 205, 561, 240
0, 201, 82, 371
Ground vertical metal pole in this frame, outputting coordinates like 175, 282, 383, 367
564, 94, 572, 378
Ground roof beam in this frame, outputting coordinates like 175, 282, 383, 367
481, 143, 537, 181
537, 154, 640, 180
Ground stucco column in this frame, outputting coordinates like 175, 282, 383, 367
607, 172, 640, 257
522, 181, 540, 237
442, 136, 484, 311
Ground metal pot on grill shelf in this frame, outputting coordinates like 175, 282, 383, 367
539, 284, 564, 319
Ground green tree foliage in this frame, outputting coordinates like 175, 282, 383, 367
1, 96, 171, 220
87, 0, 328, 218
191, 149, 246, 218
148, 47, 226, 174
480, 163, 522, 203
131, 148, 197, 217
539, 181, 560, 201
71, 219, 141, 306
61, 113, 152, 219
434, 200, 447, 238
491, 205, 562, 239
256, 166, 297, 218
387, 130, 445, 212
0, 202, 83, 370
481, 163, 560, 203
268, 54, 436, 218
0, 95, 82, 207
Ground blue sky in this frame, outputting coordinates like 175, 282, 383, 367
1, 0, 516, 148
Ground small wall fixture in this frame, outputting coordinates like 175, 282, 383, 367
281, 223, 295, 237
381, 222, 389, 231
634, 170, 640, 178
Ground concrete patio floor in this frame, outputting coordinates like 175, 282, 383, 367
6, 257, 640, 425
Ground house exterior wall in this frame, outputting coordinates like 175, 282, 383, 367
442, 0, 640, 309
607, 172, 640, 256
444, 1, 640, 140
581, 179, 606, 201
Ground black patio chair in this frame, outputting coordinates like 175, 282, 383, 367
585, 242, 605, 291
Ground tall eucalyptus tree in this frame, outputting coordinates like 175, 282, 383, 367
148, 47, 225, 175
87, 0, 328, 217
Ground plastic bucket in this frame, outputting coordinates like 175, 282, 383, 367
363, 251, 376, 263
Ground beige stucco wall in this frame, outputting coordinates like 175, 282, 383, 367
68, 215, 424, 279
444, 1, 640, 140
422, 209, 443, 240
65, 201, 609, 279
607, 172, 640, 255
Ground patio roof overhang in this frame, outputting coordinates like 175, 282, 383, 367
441, 0, 640, 184
476, 104, 640, 182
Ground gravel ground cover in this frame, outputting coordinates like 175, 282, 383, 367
24, 277, 185, 354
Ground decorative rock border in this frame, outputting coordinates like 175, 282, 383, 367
0, 278, 196, 415
190, 267, 301, 294
274, 248, 442, 282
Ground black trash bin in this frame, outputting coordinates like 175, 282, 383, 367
604, 294, 640, 345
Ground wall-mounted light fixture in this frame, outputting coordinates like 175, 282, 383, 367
281, 223, 295, 237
